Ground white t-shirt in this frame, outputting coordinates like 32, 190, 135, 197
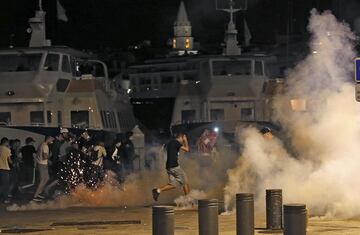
36, 142, 49, 165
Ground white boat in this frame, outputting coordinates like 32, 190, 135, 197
123, 1, 288, 138
0, 3, 137, 143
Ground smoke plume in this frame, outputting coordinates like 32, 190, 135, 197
224, 9, 360, 219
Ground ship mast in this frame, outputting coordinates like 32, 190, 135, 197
28, 0, 51, 47
39, 0, 43, 11
216, 0, 247, 55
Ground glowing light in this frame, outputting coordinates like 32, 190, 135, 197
185, 38, 190, 49
196, 80, 200, 84
214, 127, 219, 133
313, 50, 318, 54
290, 99, 307, 111
173, 39, 177, 49
127, 89, 131, 94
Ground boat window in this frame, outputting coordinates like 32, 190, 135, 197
30, 111, 44, 125
107, 111, 114, 128
47, 111, 52, 124
255, 61, 263, 76
183, 73, 196, 81
56, 78, 70, 92
77, 61, 105, 77
265, 62, 284, 79
91, 62, 105, 77
161, 76, 173, 84
140, 78, 151, 85
0, 112, 11, 125
117, 112, 125, 129
101, 111, 107, 128
101, 111, 111, 128
57, 111, 62, 126
240, 108, 254, 121
61, 55, 71, 73
210, 109, 225, 121
212, 60, 252, 76
111, 112, 117, 128
0, 53, 42, 72
71, 111, 89, 128
181, 110, 196, 123
44, 53, 60, 71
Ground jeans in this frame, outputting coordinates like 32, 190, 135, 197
34, 164, 49, 197
0, 169, 10, 200
7, 167, 19, 197
20, 165, 35, 187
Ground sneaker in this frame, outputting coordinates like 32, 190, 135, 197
3, 199, 11, 204
37, 194, 46, 199
152, 188, 160, 201
32, 196, 43, 202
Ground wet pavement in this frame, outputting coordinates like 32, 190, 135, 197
1, 205, 360, 234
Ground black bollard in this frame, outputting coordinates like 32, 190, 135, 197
284, 204, 307, 235
218, 200, 225, 215
266, 189, 283, 230
236, 193, 254, 235
198, 199, 219, 235
152, 206, 174, 235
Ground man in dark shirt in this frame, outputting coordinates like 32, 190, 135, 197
119, 132, 135, 176
19, 137, 37, 188
152, 133, 190, 201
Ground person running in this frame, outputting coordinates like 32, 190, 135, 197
152, 133, 190, 201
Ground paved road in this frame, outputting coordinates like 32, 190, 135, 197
1, 205, 360, 234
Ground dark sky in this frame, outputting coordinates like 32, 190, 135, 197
0, 0, 358, 50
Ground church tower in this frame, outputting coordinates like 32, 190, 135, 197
173, 1, 194, 51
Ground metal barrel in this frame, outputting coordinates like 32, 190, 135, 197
284, 204, 307, 235
152, 206, 174, 235
198, 199, 219, 235
266, 189, 283, 230
236, 193, 254, 235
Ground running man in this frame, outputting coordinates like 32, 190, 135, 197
152, 133, 190, 201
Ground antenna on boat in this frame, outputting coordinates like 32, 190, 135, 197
38, 0, 43, 11
216, 0, 247, 55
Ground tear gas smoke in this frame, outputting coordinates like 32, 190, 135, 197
8, 144, 233, 211
224, 9, 360, 219
174, 189, 207, 209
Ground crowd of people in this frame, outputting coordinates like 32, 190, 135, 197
0, 129, 136, 204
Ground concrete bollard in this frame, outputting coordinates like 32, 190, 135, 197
266, 189, 283, 230
198, 199, 219, 235
236, 193, 254, 235
284, 204, 307, 235
152, 206, 174, 235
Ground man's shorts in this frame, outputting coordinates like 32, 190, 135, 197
166, 166, 188, 186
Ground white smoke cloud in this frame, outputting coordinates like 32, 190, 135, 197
224, 9, 360, 219
7, 145, 231, 212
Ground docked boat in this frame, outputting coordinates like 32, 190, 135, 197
0, 3, 137, 143
123, 0, 289, 139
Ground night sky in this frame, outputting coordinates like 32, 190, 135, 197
0, 0, 359, 50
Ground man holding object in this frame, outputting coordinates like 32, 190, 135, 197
152, 133, 190, 201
